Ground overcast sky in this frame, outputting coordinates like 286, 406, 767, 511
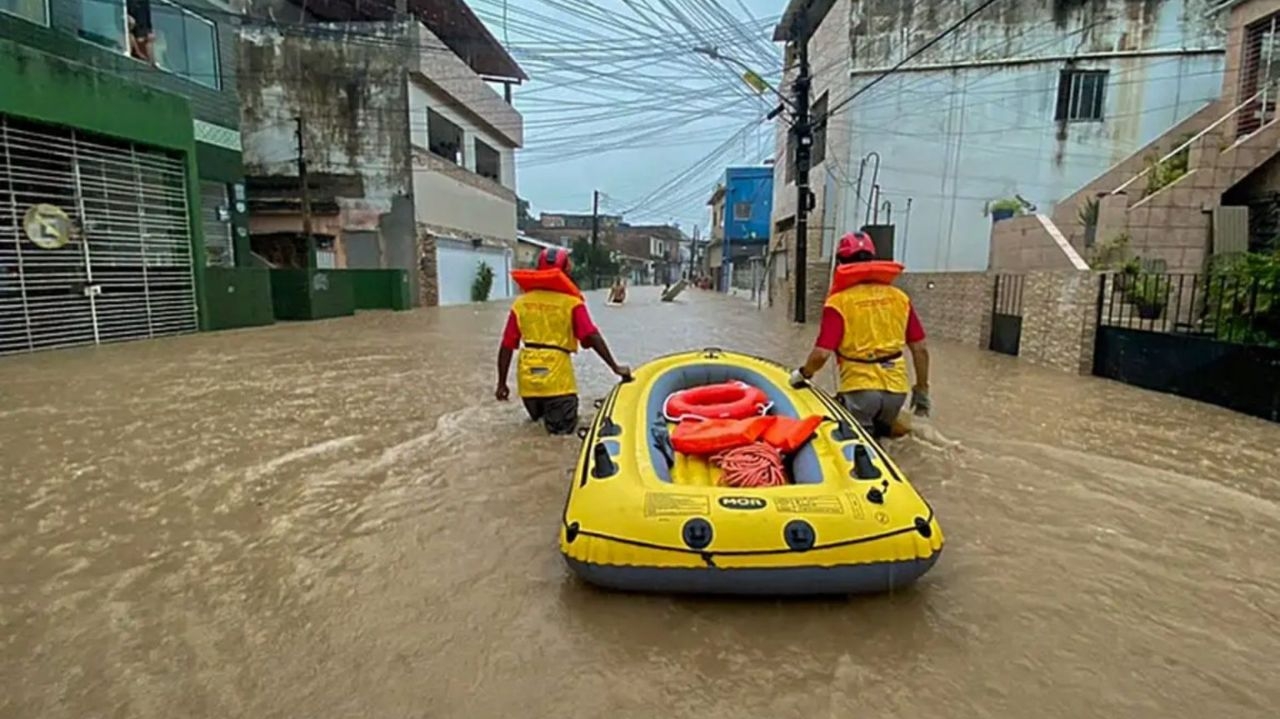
470, 0, 785, 233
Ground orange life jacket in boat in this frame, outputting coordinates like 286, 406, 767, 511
671, 416, 772, 456
670, 415, 824, 456
510, 268, 583, 298
761, 415, 824, 454
828, 260, 904, 294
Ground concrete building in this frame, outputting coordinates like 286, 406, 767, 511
239, 0, 525, 306
993, 0, 1280, 273
522, 212, 623, 247
707, 166, 773, 292
522, 212, 685, 285
771, 0, 1227, 320
1, 0, 271, 357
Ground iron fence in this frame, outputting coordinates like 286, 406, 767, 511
1098, 271, 1280, 348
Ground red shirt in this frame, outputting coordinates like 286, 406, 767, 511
815, 304, 926, 351
501, 304, 600, 350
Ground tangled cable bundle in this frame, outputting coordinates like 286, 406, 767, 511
712, 443, 789, 488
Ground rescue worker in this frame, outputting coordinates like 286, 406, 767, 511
789, 232, 931, 437
496, 248, 631, 435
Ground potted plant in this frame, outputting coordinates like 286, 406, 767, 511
988, 198, 1024, 223
1115, 255, 1142, 293
1129, 273, 1168, 320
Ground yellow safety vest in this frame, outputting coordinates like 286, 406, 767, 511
512, 289, 582, 398
825, 283, 911, 394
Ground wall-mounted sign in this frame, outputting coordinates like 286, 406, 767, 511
23, 204, 73, 250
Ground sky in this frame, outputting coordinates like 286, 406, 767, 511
468, 0, 786, 234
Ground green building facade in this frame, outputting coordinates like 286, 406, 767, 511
0, 0, 272, 356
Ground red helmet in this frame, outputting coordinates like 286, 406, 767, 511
537, 247, 571, 272
836, 231, 876, 261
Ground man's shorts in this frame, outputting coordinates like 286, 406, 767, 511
522, 394, 579, 435
837, 390, 907, 439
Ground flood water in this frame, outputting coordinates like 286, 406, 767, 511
2, 286, 1278, 718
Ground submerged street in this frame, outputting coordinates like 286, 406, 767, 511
2, 287, 1279, 718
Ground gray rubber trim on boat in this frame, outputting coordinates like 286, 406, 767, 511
563, 553, 940, 596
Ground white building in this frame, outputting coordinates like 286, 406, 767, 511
771, 0, 1226, 315
240, 0, 525, 306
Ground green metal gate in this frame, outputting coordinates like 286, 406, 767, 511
0, 115, 197, 356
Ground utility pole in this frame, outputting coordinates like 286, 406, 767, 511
691, 224, 700, 279
590, 189, 600, 289
295, 116, 315, 268
791, 16, 813, 324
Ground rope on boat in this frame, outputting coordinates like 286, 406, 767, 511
711, 443, 788, 488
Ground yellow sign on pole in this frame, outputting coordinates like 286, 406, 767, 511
23, 204, 72, 250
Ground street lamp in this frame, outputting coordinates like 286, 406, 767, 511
692, 46, 793, 111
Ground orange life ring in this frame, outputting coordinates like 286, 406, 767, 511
664, 381, 770, 421
511, 268, 583, 297
829, 260, 904, 294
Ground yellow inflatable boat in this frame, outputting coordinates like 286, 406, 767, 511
560, 348, 943, 595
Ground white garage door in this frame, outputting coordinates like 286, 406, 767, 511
435, 238, 513, 306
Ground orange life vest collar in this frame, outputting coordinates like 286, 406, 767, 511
829, 260, 904, 295
511, 268, 583, 298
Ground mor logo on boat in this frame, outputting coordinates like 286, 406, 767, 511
718, 496, 767, 510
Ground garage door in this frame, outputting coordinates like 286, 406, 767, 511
0, 115, 197, 356
435, 237, 513, 305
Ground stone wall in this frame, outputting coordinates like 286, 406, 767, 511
896, 270, 1100, 375
896, 272, 993, 348
1019, 271, 1100, 374
416, 230, 439, 308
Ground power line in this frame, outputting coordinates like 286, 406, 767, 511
822, 0, 1008, 122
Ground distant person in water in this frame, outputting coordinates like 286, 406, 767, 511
497, 248, 631, 435
607, 277, 627, 305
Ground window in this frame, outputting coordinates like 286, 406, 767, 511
81, 0, 127, 53
78, 0, 220, 88
811, 91, 828, 165
733, 202, 752, 221
474, 138, 501, 183
1, 0, 48, 25
427, 108, 464, 165
1238, 13, 1280, 137
151, 1, 220, 89
1055, 69, 1107, 122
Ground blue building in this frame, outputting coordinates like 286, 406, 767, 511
707, 166, 772, 292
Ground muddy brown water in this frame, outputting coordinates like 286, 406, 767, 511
2, 287, 1278, 719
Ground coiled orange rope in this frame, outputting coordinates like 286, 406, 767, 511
712, 442, 789, 488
